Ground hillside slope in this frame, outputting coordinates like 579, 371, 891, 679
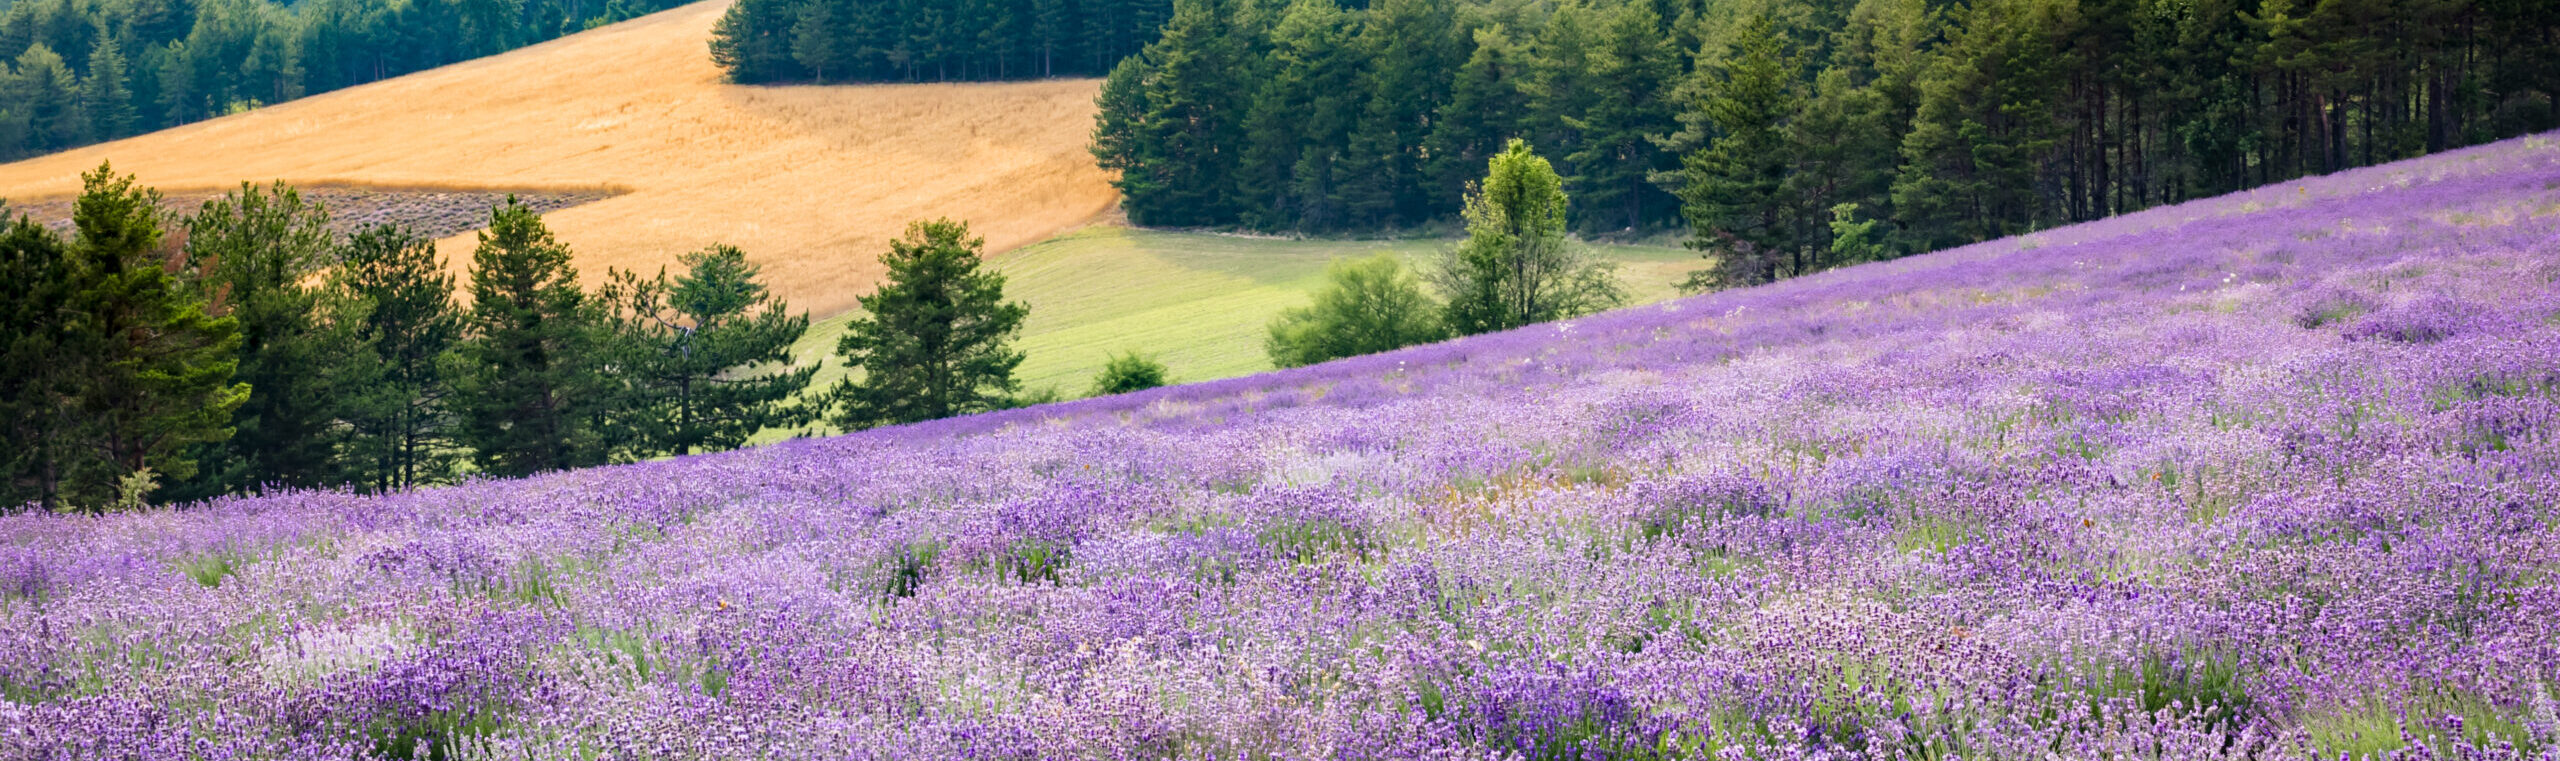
5, 136, 2558, 757
0, 0, 1114, 316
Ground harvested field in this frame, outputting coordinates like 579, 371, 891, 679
0, 0, 1115, 316
8, 187, 619, 241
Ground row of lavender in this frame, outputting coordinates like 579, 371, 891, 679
4, 135, 2559, 759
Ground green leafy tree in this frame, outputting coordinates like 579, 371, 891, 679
601, 244, 815, 457
333, 224, 462, 493
1090, 350, 1169, 395
827, 219, 1028, 430
58, 164, 246, 510
451, 199, 611, 478
1266, 253, 1445, 368
172, 182, 355, 498
1433, 139, 1622, 335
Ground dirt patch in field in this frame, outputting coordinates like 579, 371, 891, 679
7, 187, 621, 241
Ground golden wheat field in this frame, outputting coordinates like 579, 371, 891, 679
0, 0, 1115, 316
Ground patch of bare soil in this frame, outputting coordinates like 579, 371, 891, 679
7, 188, 621, 241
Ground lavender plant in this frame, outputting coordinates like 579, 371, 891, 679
5, 134, 2560, 759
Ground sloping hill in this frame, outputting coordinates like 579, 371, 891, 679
7, 137, 2559, 756
0, 0, 1114, 316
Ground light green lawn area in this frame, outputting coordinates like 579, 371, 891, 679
771, 225, 1700, 433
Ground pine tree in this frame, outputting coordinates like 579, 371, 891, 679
1423, 26, 1531, 213
81, 37, 137, 141
333, 224, 462, 493
1239, 0, 1359, 230
1030, 0, 1079, 76
1100, 0, 1251, 226
1891, 0, 2066, 249
1335, 0, 1462, 227
57, 164, 246, 510
1148, 0, 1252, 225
0, 214, 74, 509
1676, 15, 1800, 289
711, 0, 807, 82
601, 244, 815, 457
827, 219, 1028, 430
1520, 4, 1601, 198
154, 40, 194, 126
1091, 54, 1164, 208
170, 182, 352, 498
1432, 139, 1623, 335
12, 43, 86, 153
451, 200, 611, 478
791, 0, 845, 82
1564, 1, 1681, 233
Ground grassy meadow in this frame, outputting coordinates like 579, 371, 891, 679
771, 225, 1701, 434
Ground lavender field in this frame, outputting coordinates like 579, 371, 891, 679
8, 136, 2560, 760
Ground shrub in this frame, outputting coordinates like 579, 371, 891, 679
1091, 351, 1170, 396
1267, 254, 1447, 368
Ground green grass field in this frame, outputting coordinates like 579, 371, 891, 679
770, 225, 1701, 435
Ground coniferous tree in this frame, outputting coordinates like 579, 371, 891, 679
1423, 26, 1532, 213
1236, 0, 1357, 230
172, 182, 353, 498
602, 244, 815, 457
791, 0, 846, 81
451, 200, 611, 478
1335, 0, 1462, 227
827, 219, 1028, 430
12, 43, 85, 152
0, 215, 73, 509
1120, 0, 1253, 226
1677, 15, 1801, 289
334, 224, 462, 493
1563, 1, 1679, 232
153, 41, 195, 126
1892, 0, 2066, 249
57, 164, 246, 510
81, 38, 136, 141
1433, 139, 1622, 335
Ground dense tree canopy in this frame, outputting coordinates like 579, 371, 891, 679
1094, 0, 2560, 285
712, 0, 1173, 83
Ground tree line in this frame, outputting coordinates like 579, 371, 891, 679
1093, 0, 2560, 287
0, 0, 694, 161
710, 0, 1173, 82
0, 165, 1070, 513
